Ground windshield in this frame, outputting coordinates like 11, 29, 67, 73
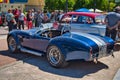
95, 15, 106, 25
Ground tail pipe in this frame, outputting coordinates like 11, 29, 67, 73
90, 47, 98, 64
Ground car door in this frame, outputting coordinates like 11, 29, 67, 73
21, 34, 49, 52
70, 15, 100, 34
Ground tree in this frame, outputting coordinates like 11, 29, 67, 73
45, 0, 116, 12
73, 0, 91, 10
45, 0, 75, 12
73, 0, 116, 12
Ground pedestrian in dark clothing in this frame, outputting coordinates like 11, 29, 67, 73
1, 11, 6, 26
50, 11, 58, 22
6, 9, 16, 32
105, 7, 120, 40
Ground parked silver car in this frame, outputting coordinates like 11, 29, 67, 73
60, 12, 106, 36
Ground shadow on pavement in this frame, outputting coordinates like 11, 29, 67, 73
0, 50, 109, 78
25, 56, 109, 78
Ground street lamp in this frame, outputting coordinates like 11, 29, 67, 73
66, 0, 68, 13
108, 0, 113, 12
108, 0, 111, 12
94, 0, 96, 13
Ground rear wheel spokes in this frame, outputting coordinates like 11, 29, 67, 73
8, 37, 16, 51
49, 47, 61, 64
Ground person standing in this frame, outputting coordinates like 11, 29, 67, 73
31, 9, 35, 27
26, 10, 33, 29
13, 8, 20, 29
46, 11, 51, 22
1, 11, 6, 26
59, 11, 64, 21
50, 11, 58, 22
105, 7, 120, 41
43, 13, 48, 23
6, 9, 15, 32
18, 10, 25, 30
35, 10, 43, 27
34, 11, 38, 27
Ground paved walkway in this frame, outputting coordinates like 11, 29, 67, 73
0, 26, 8, 35
113, 69, 120, 80
0, 26, 8, 39
0, 54, 120, 80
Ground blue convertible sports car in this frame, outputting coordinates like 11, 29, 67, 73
7, 25, 114, 68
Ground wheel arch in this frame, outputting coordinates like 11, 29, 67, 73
47, 37, 91, 58
47, 42, 67, 58
7, 33, 21, 48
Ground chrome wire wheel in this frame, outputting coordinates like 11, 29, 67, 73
48, 46, 61, 65
47, 45, 68, 68
8, 36, 17, 52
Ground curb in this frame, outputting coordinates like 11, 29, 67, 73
113, 68, 120, 80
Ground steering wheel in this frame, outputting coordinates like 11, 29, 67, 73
61, 25, 71, 35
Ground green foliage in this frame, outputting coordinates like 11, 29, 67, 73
45, 0, 117, 12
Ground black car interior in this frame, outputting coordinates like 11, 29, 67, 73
40, 25, 71, 38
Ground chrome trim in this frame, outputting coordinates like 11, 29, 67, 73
20, 48, 43, 56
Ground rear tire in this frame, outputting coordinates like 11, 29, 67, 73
7, 36, 19, 53
47, 45, 68, 68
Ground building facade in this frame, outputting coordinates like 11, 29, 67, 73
0, 3, 24, 12
0, 0, 45, 12
25, 0, 45, 11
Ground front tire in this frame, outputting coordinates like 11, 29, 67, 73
47, 45, 68, 68
7, 36, 19, 53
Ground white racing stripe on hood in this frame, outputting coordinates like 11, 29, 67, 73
73, 32, 106, 47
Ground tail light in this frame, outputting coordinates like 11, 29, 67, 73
90, 47, 93, 55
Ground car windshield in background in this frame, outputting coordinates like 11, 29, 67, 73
95, 15, 106, 25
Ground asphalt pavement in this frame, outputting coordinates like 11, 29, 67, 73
0, 26, 120, 80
